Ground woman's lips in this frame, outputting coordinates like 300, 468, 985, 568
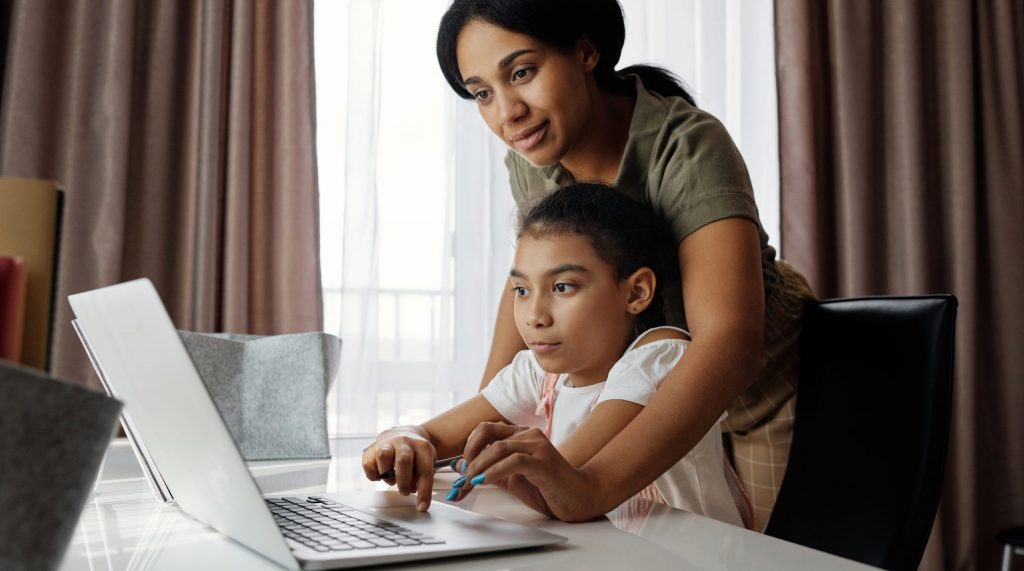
530, 342, 561, 355
511, 121, 548, 153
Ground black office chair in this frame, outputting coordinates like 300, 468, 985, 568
765, 295, 957, 571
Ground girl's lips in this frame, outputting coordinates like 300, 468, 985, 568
511, 121, 548, 153
530, 342, 561, 355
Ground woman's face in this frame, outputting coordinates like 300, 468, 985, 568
455, 20, 597, 168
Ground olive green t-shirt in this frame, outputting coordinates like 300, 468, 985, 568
505, 77, 779, 329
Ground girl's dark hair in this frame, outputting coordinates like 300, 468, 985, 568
437, 0, 696, 107
517, 183, 666, 335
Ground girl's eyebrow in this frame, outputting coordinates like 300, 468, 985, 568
463, 49, 538, 86
509, 264, 588, 279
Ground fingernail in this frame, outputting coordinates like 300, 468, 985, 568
417, 501, 428, 511
445, 489, 459, 501
449, 459, 459, 471
460, 461, 467, 475
451, 475, 467, 488
470, 474, 486, 486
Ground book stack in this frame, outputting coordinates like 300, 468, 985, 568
0, 178, 63, 370
0, 256, 28, 362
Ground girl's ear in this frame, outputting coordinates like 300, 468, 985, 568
624, 267, 656, 314
575, 35, 600, 73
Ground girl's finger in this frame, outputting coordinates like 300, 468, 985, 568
375, 444, 397, 485
414, 448, 436, 511
361, 447, 381, 481
393, 443, 417, 495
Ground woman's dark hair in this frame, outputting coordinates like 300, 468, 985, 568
517, 183, 667, 335
437, 0, 696, 106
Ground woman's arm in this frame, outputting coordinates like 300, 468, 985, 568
555, 330, 688, 467
557, 401, 644, 467
457, 218, 765, 520
479, 281, 527, 390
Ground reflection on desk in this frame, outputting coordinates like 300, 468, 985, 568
61, 438, 878, 570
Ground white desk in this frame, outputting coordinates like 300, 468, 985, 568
61, 437, 877, 570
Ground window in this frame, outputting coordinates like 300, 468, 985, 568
314, 0, 778, 436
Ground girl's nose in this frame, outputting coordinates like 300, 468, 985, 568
526, 298, 551, 328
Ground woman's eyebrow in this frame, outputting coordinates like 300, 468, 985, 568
463, 49, 538, 86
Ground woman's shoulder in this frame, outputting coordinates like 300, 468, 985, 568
623, 77, 751, 195
631, 76, 733, 144
504, 151, 569, 207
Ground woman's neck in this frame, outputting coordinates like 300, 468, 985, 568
559, 87, 635, 184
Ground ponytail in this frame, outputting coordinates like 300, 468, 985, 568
616, 64, 696, 107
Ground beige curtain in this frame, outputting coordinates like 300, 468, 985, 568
0, 0, 323, 388
776, 0, 1024, 569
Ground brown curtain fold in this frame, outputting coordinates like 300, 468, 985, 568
776, 0, 1024, 569
0, 0, 323, 388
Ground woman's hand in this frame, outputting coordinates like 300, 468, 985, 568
448, 422, 602, 522
361, 426, 437, 511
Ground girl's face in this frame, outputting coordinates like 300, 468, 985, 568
455, 19, 597, 168
509, 232, 640, 386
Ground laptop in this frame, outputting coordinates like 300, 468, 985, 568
69, 279, 565, 569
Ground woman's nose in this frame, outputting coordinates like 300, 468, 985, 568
497, 92, 527, 125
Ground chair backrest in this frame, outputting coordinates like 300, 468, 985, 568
0, 178, 63, 371
765, 295, 957, 571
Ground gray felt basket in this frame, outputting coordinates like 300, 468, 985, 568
0, 360, 122, 571
178, 331, 341, 461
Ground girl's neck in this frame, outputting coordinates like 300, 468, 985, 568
559, 86, 635, 185
563, 335, 635, 388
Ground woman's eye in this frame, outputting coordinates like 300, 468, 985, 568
511, 67, 532, 82
473, 89, 491, 102
511, 286, 528, 297
553, 283, 576, 293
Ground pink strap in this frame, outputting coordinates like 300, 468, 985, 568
535, 371, 664, 506
535, 372, 560, 438
724, 454, 756, 530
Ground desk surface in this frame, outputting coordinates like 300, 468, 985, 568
61, 437, 877, 570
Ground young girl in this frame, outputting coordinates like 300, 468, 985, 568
362, 184, 745, 527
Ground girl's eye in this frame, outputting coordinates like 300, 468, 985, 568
553, 283, 576, 294
473, 89, 491, 102
511, 286, 528, 297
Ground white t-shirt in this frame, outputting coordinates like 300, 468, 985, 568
481, 327, 743, 527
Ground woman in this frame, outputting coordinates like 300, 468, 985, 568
435, 0, 812, 528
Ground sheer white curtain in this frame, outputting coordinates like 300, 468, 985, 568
314, 0, 778, 436
619, 0, 780, 247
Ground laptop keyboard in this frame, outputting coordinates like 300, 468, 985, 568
267, 496, 446, 553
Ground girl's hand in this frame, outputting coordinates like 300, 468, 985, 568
448, 422, 601, 522
361, 427, 437, 511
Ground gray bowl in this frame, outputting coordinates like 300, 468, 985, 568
0, 360, 122, 571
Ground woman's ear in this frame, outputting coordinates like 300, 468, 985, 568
624, 267, 656, 314
575, 35, 600, 73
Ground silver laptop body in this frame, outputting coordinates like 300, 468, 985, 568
69, 279, 565, 569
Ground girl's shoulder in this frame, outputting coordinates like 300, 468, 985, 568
605, 327, 690, 390
630, 326, 691, 351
